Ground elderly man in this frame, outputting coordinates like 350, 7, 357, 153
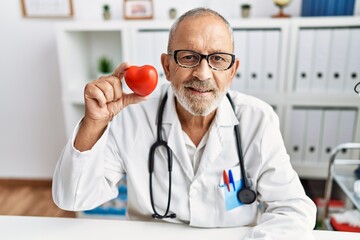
53, 7, 316, 240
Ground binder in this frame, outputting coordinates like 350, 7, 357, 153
345, 0, 355, 15
263, 30, 280, 92
153, 31, 169, 82
136, 31, 155, 66
304, 109, 323, 162
326, 28, 350, 92
295, 29, 315, 92
301, 0, 311, 16
232, 30, 248, 92
326, 0, 337, 16
344, 28, 360, 93
337, 109, 357, 159
289, 108, 307, 162
319, 109, 339, 162
314, 0, 326, 16
246, 30, 264, 92
310, 29, 331, 92
335, 0, 347, 16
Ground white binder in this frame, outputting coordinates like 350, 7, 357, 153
289, 108, 307, 162
153, 30, 169, 82
319, 109, 339, 162
304, 109, 323, 162
344, 28, 360, 94
232, 30, 248, 92
263, 30, 280, 92
295, 29, 315, 92
326, 28, 351, 92
136, 31, 155, 66
246, 30, 264, 92
337, 109, 357, 159
310, 29, 331, 92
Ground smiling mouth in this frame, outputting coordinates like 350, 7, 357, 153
186, 87, 213, 93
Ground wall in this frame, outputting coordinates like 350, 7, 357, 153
0, 0, 359, 179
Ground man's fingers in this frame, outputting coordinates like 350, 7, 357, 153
112, 62, 132, 79
94, 80, 114, 102
84, 84, 107, 107
104, 75, 123, 100
121, 93, 147, 107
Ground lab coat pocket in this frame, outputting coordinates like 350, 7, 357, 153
219, 166, 244, 211
216, 166, 257, 227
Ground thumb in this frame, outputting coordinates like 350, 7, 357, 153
121, 93, 148, 108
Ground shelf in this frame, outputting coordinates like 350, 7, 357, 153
334, 174, 360, 209
332, 160, 360, 210
56, 18, 360, 180
292, 162, 329, 179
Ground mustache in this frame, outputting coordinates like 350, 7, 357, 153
183, 78, 217, 90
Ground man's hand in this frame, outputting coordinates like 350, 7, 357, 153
74, 62, 146, 151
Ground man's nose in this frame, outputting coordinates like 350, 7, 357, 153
193, 58, 212, 80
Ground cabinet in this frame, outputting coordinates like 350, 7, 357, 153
56, 17, 360, 180
322, 143, 360, 231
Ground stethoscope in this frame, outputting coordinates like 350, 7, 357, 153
149, 92, 256, 219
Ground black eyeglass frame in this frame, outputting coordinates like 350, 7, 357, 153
168, 49, 235, 71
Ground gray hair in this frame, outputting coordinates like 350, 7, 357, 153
167, 7, 234, 53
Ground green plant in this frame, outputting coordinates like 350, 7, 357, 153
97, 56, 113, 73
103, 4, 110, 12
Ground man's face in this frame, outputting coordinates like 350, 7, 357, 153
162, 15, 239, 116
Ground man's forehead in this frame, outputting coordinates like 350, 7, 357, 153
172, 16, 233, 51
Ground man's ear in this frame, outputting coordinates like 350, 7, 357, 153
161, 53, 171, 81
230, 58, 240, 81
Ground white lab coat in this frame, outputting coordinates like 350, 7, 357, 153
53, 84, 316, 240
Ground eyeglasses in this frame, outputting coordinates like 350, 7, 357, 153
168, 50, 235, 71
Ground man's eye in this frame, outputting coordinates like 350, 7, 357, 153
180, 54, 198, 62
212, 55, 225, 62
183, 55, 196, 60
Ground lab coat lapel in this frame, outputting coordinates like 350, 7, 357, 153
195, 95, 239, 179
162, 89, 194, 181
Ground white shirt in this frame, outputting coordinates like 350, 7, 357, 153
52, 84, 316, 240
183, 129, 209, 174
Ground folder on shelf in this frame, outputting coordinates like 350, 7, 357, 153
320, 109, 340, 162
304, 109, 323, 162
136, 31, 155, 66
246, 30, 264, 92
153, 31, 169, 81
326, 28, 350, 92
263, 30, 280, 92
345, 0, 356, 15
289, 108, 307, 162
337, 109, 357, 159
301, 0, 309, 16
344, 28, 360, 93
310, 29, 331, 92
232, 30, 248, 92
295, 29, 315, 92
326, 0, 337, 16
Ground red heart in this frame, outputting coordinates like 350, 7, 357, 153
124, 65, 158, 96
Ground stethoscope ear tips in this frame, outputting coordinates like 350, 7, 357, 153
237, 188, 256, 205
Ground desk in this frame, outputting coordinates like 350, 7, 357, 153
0, 216, 359, 240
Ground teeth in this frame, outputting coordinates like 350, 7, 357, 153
188, 87, 210, 93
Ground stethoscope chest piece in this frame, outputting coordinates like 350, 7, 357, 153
238, 188, 256, 204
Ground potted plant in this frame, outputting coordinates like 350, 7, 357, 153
97, 56, 113, 76
103, 4, 111, 20
241, 4, 251, 18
